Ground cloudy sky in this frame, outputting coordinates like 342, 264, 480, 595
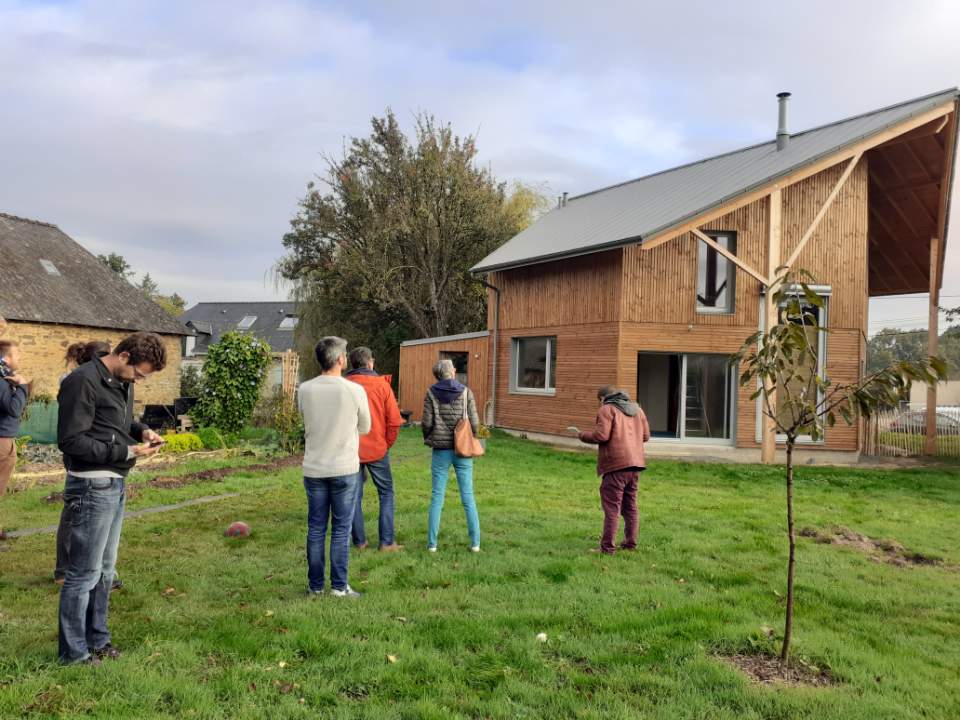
1, 0, 958, 335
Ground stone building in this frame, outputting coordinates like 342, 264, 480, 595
0, 212, 189, 409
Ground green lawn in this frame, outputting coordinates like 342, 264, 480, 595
1, 429, 958, 719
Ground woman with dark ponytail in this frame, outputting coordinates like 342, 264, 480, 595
54, 340, 115, 585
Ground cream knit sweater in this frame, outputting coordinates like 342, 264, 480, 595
298, 375, 371, 478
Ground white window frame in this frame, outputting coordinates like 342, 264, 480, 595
278, 315, 298, 330
696, 230, 737, 315
510, 336, 557, 396
237, 315, 257, 330
754, 285, 831, 445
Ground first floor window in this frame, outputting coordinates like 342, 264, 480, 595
696, 230, 736, 313
511, 336, 557, 392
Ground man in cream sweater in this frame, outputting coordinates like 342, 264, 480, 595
299, 336, 371, 597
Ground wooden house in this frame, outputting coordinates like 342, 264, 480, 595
400, 89, 958, 461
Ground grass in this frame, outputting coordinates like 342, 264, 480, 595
1, 428, 959, 718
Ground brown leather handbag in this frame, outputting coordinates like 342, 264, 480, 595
454, 392, 484, 458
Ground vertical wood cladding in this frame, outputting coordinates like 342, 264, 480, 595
487, 250, 622, 331
398, 336, 489, 422
780, 158, 870, 331
621, 199, 768, 327
492, 323, 620, 436
473, 160, 869, 450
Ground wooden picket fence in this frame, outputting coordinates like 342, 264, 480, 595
862, 405, 960, 458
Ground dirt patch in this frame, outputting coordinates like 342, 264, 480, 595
720, 653, 835, 687
799, 526, 943, 567
147, 454, 302, 489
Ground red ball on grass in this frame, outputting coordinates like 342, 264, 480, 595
225, 521, 251, 538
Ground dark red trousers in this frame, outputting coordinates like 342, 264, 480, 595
599, 469, 639, 553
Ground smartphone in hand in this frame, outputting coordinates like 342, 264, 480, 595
149, 438, 165, 447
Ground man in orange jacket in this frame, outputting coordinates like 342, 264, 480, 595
346, 347, 404, 551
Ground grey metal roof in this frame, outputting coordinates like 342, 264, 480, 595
0, 212, 190, 335
400, 330, 489, 347
473, 89, 960, 273
180, 302, 300, 354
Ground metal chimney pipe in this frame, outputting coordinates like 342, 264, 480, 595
562, 191, 569, 207
776, 92, 791, 151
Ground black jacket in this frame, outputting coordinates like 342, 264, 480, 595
57, 357, 146, 476
0, 379, 29, 438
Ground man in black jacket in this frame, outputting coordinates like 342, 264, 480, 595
0, 339, 31, 540
57, 332, 167, 665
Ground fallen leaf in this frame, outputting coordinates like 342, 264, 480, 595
386, 654, 398, 663
278, 683, 294, 694
161, 587, 176, 596
760, 625, 774, 637
264, 610, 274, 617
278, 661, 287, 668
248, 683, 257, 692
677, 578, 686, 584
395, 617, 408, 623
536, 633, 548, 643
299, 698, 306, 704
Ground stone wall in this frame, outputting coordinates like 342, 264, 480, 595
3, 320, 183, 408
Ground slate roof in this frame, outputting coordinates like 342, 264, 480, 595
180, 302, 300, 354
473, 88, 960, 273
0, 213, 190, 335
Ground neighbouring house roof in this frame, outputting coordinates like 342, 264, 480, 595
400, 330, 490, 347
472, 88, 960, 274
0, 212, 190, 335
180, 302, 300, 355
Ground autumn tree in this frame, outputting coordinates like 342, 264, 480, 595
276, 109, 547, 378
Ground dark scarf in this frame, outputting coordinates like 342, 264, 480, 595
345, 367, 379, 378
603, 391, 640, 417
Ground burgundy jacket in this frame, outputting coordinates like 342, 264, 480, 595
579, 404, 651, 476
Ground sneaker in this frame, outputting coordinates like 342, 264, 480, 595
470, 546, 480, 553
379, 543, 404, 552
330, 585, 362, 598
354, 542, 368, 551
111, 577, 124, 591
94, 644, 122, 660
80, 655, 102, 667
306, 588, 324, 596
427, 546, 437, 553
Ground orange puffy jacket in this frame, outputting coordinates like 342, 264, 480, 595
346, 370, 403, 463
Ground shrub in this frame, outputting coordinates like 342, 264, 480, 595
195, 426, 226, 450
192, 332, 272, 433
160, 432, 204, 453
180, 365, 203, 397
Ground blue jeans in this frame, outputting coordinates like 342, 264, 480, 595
304, 473, 359, 592
351, 453, 396, 547
58, 475, 126, 664
428, 449, 480, 548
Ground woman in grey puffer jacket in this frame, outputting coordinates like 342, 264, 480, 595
422, 359, 480, 552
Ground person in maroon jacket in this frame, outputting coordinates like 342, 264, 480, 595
573, 385, 651, 555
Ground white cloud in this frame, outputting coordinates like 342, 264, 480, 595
0, 0, 957, 335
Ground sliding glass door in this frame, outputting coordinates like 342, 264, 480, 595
637, 352, 734, 442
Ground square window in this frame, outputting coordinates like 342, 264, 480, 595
40, 259, 61, 276
511, 336, 557, 393
696, 231, 736, 313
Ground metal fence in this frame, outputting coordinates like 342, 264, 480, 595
862, 404, 960, 458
